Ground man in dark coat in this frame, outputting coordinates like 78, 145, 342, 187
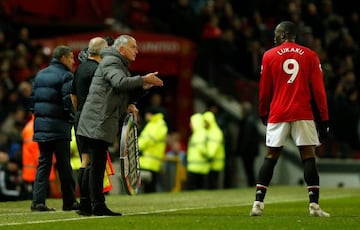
30, 45, 78, 212
77, 35, 163, 216
70, 37, 108, 215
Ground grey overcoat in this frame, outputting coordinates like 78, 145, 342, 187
77, 47, 144, 143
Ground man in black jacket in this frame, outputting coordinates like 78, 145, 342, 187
70, 37, 108, 215
30, 45, 78, 212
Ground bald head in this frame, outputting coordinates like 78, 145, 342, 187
87, 37, 108, 57
274, 21, 297, 46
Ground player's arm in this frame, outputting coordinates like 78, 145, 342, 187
258, 53, 272, 125
310, 55, 329, 122
310, 54, 329, 142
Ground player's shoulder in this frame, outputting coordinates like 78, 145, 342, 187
262, 47, 277, 58
287, 42, 320, 58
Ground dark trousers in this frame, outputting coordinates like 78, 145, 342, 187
32, 139, 76, 206
186, 172, 207, 190
142, 170, 160, 193
87, 139, 109, 204
207, 170, 220, 189
241, 155, 256, 187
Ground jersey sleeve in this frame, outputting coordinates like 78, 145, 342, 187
258, 51, 272, 118
310, 54, 329, 122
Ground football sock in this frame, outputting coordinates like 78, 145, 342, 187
303, 157, 320, 203
255, 158, 277, 202
255, 184, 268, 202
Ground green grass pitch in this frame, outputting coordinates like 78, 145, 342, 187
0, 186, 359, 230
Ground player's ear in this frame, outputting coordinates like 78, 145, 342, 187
281, 32, 285, 39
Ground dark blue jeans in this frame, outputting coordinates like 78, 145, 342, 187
32, 139, 76, 206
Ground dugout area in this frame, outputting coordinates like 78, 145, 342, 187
34, 31, 196, 194
34, 31, 197, 141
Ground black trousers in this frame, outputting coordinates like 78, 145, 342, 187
33, 139, 76, 206
142, 170, 160, 193
186, 172, 207, 190
241, 155, 256, 187
87, 138, 109, 204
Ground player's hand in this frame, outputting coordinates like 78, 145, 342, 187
317, 121, 329, 143
142, 72, 163, 88
260, 116, 268, 126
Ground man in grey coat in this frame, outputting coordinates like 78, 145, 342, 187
77, 35, 163, 216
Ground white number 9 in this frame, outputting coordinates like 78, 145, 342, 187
283, 59, 299, 83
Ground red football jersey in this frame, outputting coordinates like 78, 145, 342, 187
258, 41, 329, 123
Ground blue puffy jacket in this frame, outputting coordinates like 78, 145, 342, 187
30, 58, 73, 142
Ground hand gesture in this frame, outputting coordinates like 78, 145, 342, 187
142, 72, 163, 89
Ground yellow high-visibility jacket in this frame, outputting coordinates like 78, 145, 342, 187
203, 111, 225, 171
139, 113, 168, 172
187, 113, 211, 174
70, 127, 81, 171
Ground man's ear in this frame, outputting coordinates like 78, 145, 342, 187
119, 46, 125, 55
59, 55, 66, 63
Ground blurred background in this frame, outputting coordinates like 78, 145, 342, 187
0, 0, 360, 200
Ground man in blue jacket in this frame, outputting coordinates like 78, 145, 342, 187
30, 45, 78, 212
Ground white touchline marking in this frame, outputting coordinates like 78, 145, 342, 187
0, 194, 352, 226
0, 216, 108, 226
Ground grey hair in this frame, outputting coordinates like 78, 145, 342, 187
52, 45, 72, 59
87, 37, 108, 56
113, 35, 134, 49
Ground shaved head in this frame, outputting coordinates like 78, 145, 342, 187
274, 21, 297, 46
87, 37, 108, 56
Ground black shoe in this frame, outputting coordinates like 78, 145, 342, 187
76, 209, 92, 216
93, 203, 122, 216
31, 203, 56, 212
63, 201, 79, 211
77, 200, 92, 216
